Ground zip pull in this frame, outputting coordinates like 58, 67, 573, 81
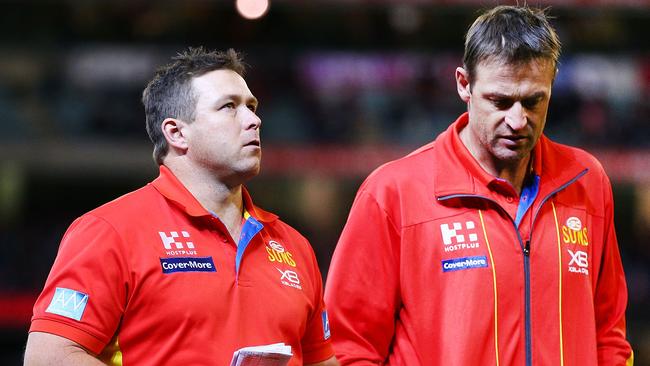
523, 240, 531, 256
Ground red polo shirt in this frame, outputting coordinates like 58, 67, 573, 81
31, 166, 333, 365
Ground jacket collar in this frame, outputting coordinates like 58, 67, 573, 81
433, 113, 588, 199
150, 165, 277, 223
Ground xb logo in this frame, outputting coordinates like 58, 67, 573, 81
276, 268, 300, 285
568, 249, 588, 268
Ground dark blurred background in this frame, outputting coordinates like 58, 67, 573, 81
1, 0, 649, 364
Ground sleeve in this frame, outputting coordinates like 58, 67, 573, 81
594, 176, 634, 365
29, 214, 129, 355
300, 238, 335, 364
324, 188, 401, 365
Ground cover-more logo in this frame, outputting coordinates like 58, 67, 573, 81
277, 268, 302, 290
562, 217, 589, 246
440, 221, 480, 252
568, 249, 589, 275
159, 231, 198, 256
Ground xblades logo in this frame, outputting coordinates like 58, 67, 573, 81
276, 268, 302, 289
568, 249, 589, 276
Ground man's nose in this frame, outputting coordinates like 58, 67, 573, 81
242, 107, 261, 129
505, 102, 527, 130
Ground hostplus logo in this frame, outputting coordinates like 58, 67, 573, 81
159, 231, 198, 256
440, 221, 480, 252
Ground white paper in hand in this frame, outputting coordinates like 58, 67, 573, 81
230, 343, 292, 366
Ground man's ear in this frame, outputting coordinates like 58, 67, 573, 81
161, 118, 189, 152
455, 67, 471, 103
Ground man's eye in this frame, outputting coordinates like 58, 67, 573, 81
492, 99, 513, 110
247, 104, 257, 113
221, 102, 235, 110
522, 98, 541, 109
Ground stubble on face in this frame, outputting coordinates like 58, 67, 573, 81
461, 58, 555, 176
187, 70, 262, 185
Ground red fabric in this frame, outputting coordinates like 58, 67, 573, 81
325, 113, 632, 365
30, 165, 333, 365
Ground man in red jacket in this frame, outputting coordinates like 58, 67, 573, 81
325, 5, 633, 366
25, 48, 338, 366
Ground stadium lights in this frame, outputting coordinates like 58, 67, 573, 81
236, 0, 270, 20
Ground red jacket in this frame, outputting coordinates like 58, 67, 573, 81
325, 113, 633, 365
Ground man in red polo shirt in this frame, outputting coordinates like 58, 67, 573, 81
25, 48, 337, 366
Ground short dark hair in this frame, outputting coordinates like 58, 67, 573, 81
463, 6, 561, 84
142, 47, 246, 165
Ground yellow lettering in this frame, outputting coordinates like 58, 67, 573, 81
272, 250, 283, 262
266, 247, 277, 262
266, 248, 297, 266
580, 227, 589, 246
283, 252, 296, 267
562, 226, 570, 244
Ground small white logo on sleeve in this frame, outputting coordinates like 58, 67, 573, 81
46, 287, 89, 321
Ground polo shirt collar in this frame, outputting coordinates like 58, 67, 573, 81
151, 165, 277, 223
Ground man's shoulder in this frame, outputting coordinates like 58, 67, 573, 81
367, 141, 437, 183
263, 216, 310, 247
85, 183, 160, 224
543, 138, 608, 176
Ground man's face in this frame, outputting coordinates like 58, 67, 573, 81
457, 58, 555, 169
183, 69, 261, 183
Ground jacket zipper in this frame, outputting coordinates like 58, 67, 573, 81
523, 239, 531, 366
438, 168, 587, 366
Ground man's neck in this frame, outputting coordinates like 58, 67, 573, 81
492, 156, 531, 195
458, 128, 532, 195
164, 161, 245, 242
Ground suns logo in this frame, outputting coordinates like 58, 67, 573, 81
561, 217, 589, 246
266, 240, 296, 267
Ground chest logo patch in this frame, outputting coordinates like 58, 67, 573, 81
440, 221, 480, 252
159, 231, 198, 256
160, 256, 216, 274
561, 217, 589, 246
266, 240, 297, 267
277, 268, 302, 289
568, 249, 589, 276
442, 256, 488, 272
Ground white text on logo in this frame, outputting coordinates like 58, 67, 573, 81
276, 268, 302, 289
568, 249, 589, 275
562, 217, 589, 246
440, 221, 480, 252
159, 231, 197, 256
